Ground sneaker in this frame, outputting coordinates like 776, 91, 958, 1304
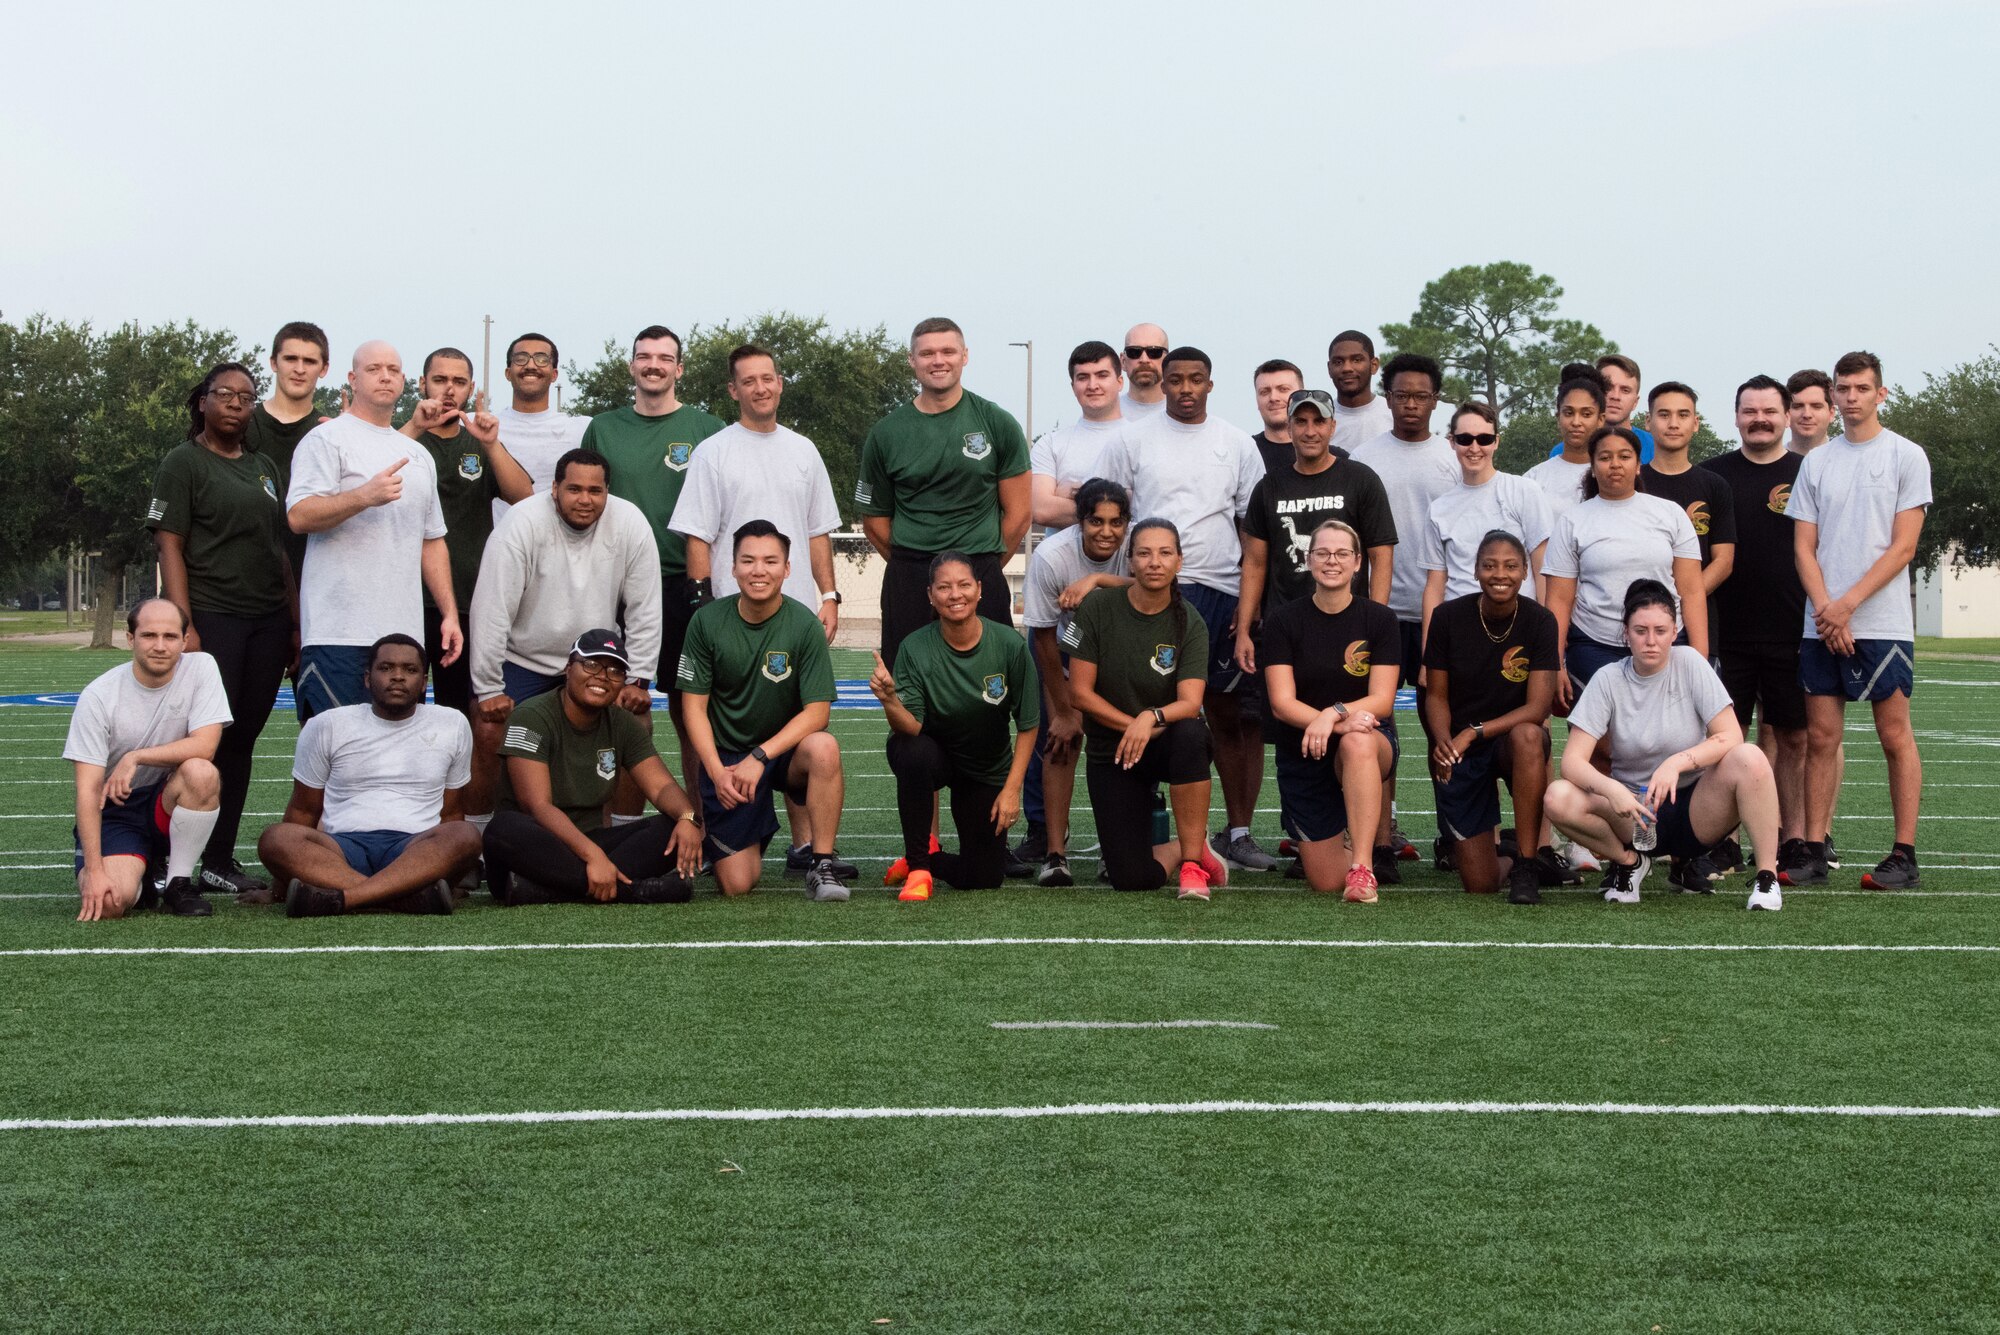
1277, 838, 1298, 858
1746, 869, 1783, 912
1432, 835, 1457, 873
283, 878, 344, 918
1602, 855, 1650, 905
621, 875, 694, 905
137, 856, 166, 912
503, 873, 559, 907
1496, 828, 1521, 864
1709, 837, 1744, 876
1536, 845, 1583, 887
1003, 845, 1034, 879
1211, 830, 1278, 872
1176, 860, 1212, 901
1283, 858, 1305, 880
1013, 819, 1047, 865
396, 879, 455, 915
1342, 862, 1379, 904
201, 858, 268, 899
455, 860, 483, 893
786, 844, 858, 880
160, 876, 213, 918
805, 857, 850, 902
1778, 842, 1829, 887
1669, 856, 1717, 895
1036, 852, 1073, 888
1506, 860, 1543, 905
1566, 839, 1601, 874
1388, 821, 1420, 861
1861, 850, 1920, 891
1371, 846, 1402, 886
884, 835, 942, 886
897, 869, 934, 902
1823, 833, 1840, 870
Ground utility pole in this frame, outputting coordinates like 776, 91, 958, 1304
1008, 340, 1033, 444
481, 314, 493, 407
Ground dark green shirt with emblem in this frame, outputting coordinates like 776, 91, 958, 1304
146, 441, 290, 618
494, 688, 659, 833
416, 428, 500, 612
855, 389, 1029, 554
1060, 587, 1209, 764
677, 595, 836, 755
585, 404, 726, 578
892, 618, 1040, 786
244, 401, 326, 577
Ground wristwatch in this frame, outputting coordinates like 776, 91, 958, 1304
1150, 707, 1166, 727
749, 746, 769, 765
1472, 721, 1484, 739
1333, 701, 1350, 719
819, 589, 842, 605
633, 677, 651, 691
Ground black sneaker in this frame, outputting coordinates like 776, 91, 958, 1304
502, 873, 559, 907
1709, 837, 1744, 875
1371, 846, 1402, 886
1669, 856, 1717, 895
785, 844, 858, 881
1036, 852, 1073, 888
160, 876, 212, 918
1003, 844, 1034, 879
1778, 842, 1829, 887
395, 879, 455, 915
1283, 858, 1305, 880
1013, 819, 1048, 866
1823, 833, 1841, 870
1496, 828, 1521, 864
1432, 836, 1456, 873
1536, 845, 1583, 887
137, 856, 166, 912
200, 858, 268, 898
1861, 850, 1920, 890
1506, 860, 1543, 905
622, 875, 695, 905
283, 879, 344, 918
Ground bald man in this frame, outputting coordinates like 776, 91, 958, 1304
1120, 322, 1170, 420
286, 340, 460, 721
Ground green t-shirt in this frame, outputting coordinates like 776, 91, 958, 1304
677, 595, 836, 755
855, 390, 1029, 553
1061, 586, 1210, 763
893, 618, 1040, 786
245, 402, 325, 576
416, 428, 500, 611
585, 404, 726, 577
494, 688, 659, 833
145, 441, 290, 618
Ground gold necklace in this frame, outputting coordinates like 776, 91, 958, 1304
1478, 598, 1518, 643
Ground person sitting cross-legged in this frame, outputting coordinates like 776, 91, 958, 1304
258, 634, 484, 917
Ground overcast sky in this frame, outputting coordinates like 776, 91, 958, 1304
4, 0, 1995, 441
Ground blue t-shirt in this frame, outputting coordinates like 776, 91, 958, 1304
1549, 425, 1654, 464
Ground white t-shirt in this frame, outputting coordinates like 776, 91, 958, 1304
1523, 455, 1591, 518
668, 422, 842, 606
1785, 426, 1932, 642
1348, 431, 1458, 620
1333, 398, 1393, 452
1568, 646, 1736, 796
63, 654, 232, 792
1024, 525, 1129, 635
292, 703, 473, 835
1418, 473, 1557, 602
494, 404, 588, 519
1119, 393, 1166, 422
1543, 493, 1700, 646
287, 415, 448, 647
1029, 418, 1125, 528
1098, 414, 1263, 596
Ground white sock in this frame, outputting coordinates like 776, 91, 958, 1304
608, 812, 646, 826
167, 806, 219, 882
1227, 826, 1250, 844
467, 812, 493, 834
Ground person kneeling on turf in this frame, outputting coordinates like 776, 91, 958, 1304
1064, 517, 1227, 899
259, 634, 484, 917
65, 598, 230, 920
1421, 530, 1559, 904
1545, 579, 1784, 911
872, 552, 1040, 901
483, 629, 702, 906
679, 520, 846, 900
1261, 520, 1402, 904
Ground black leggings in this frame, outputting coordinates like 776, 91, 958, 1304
425, 603, 473, 715
482, 811, 690, 901
191, 607, 291, 868
1084, 718, 1213, 891
886, 732, 1007, 889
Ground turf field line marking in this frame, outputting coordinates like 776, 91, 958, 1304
7, 936, 2000, 959
4, 1097, 1995, 1133
990, 1019, 1278, 1030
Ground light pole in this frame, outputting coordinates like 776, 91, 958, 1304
1008, 340, 1033, 445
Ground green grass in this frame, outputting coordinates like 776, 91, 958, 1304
2, 638, 1998, 1332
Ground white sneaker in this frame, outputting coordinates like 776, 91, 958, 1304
1568, 839, 1602, 873
1746, 870, 1783, 912
1602, 855, 1649, 904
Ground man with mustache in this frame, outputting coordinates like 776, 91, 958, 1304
1120, 323, 1170, 421
494, 331, 587, 506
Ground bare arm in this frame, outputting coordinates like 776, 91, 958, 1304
1672, 556, 1707, 657
507, 756, 604, 868
154, 531, 196, 646
756, 701, 834, 760
680, 693, 726, 779
1031, 473, 1077, 528
862, 515, 892, 560
280, 781, 326, 828
1234, 536, 1267, 671
1367, 544, 1393, 606
684, 536, 713, 582
1702, 543, 1735, 595
810, 534, 838, 641
997, 473, 1031, 556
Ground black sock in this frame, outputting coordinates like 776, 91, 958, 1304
1893, 842, 1916, 863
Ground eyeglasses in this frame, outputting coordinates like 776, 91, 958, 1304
205, 388, 256, 406
572, 658, 628, 681
508, 352, 556, 369
1451, 432, 1498, 447
1124, 345, 1168, 360
1389, 390, 1437, 404
1308, 549, 1358, 562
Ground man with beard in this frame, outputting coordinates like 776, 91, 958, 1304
1120, 323, 1170, 421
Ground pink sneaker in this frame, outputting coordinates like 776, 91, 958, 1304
1177, 860, 1212, 901
1343, 863, 1379, 904
1197, 844, 1230, 888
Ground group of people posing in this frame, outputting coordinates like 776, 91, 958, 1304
61, 318, 1930, 921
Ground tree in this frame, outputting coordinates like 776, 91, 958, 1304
1881, 349, 1999, 572
0, 313, 98, 590
1382, 262, 1619, 423
563, 340, 635, 419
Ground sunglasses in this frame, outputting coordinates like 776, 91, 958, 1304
1124, 345, 1168, 360
1451, 432, 1498, 447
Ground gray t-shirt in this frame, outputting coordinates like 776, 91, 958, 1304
1568, 646, 1736, 796
1418, 473, 1557, 602
1544, 493, 1699, 646
1029, 418, 1125, 529
1332, 398, 1393, 453
287, 414, 449, 647
1024, 524, 1129, 635
1098, 414, 1262, 596
1785, 426, 1932, 642
493, 404, 588, 521
1118, 393, 1166, 422
63, 653, 233, 791
292, 702, 474, 835
1348, 431, 1458, 620
668, 422, 842, 606
1522, 455, 1591, 518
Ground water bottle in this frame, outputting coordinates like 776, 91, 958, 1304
1150, 788, 1171, 845
1633, 810, 1658, 852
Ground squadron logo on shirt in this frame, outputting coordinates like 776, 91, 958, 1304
1149, 644, 1177, 676
1684, 501, 1711, 536
981, 673, 1008, 705
1344, 640, 1372, 677
260, 475, 278, 501
761, 650, 793, 683
961, 432, 991, 460
595, 748, 617, 781
457, 454, 483, 481
1768, 483, 1792, 515
666, 442, 695, 471
1501, 646, 1530, 683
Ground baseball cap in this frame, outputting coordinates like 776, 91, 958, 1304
1287, 388, 1335, 418
569, 628, 630, 670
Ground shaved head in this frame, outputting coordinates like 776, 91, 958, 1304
351, 339, 400, 372
346, 339, 405, 422
1124, 322, 1167, 348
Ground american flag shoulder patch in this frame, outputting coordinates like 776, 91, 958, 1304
503, 726, 540, 754
676, 656, 695, 682
1059, 621, 1082, 649
146, 499, 166, 522
853, 481, 873, 506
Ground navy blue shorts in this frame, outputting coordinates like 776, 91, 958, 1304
1564, 634, 1629, 688
1799, 638, 1914, 702
73, 780, 169, 872
501, 659, 565, 704
1275, 719, 1399, 845
1179, 581, 1243, 693
1433, 737, 1520, 841
1645, 777, 1715, 860
331, 828, 418, 876
295, 644, 373, 722
699, 747, 806, 862
1397, 619, 1423, 689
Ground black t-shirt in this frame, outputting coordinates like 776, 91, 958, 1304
1642, 463, 1736, 641
417, 429, 501, 611
1421, 594, 1560, 734
1254, 431, 1347, 477
1699, 449, 1806, 649
246, 402, 328, 577
1258, 595, 1400, 753
1241, 458, 1397, 611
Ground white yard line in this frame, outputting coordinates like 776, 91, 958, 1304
990, 1019, 1278, 1031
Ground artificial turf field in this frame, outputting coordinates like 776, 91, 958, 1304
2, 638, 1997, 1332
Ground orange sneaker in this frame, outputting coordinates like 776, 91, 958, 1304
1197, 844, 1230, 888
1343, 863, 1379, 904
1177, 860, 1212, 901
898, 869, 934, 902
883, 835, 942, 886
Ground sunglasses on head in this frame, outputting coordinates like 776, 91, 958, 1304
1451, 432, 1498, 447
1124, 345, 1168, 360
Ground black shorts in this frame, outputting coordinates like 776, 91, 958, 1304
1275, 719, 1400, 845
660, 573, 692, 693
1432, 737, 1520, 841
698, 747, 809, 862
1716, 640, 1807, 732
1649, 776, 1716, 860
1397, 619, 1423, 689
